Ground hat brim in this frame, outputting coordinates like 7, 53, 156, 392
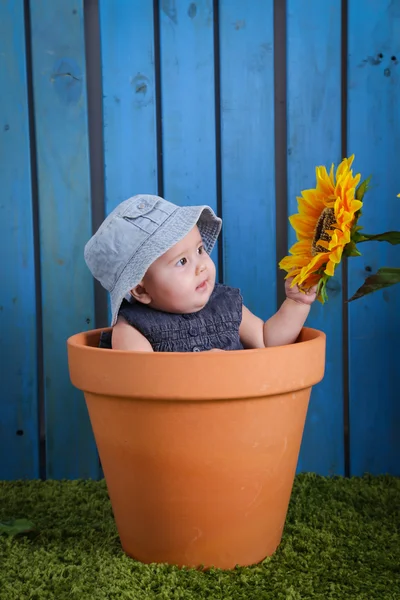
109, 205, 222, 326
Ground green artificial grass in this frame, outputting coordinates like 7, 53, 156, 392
0, 474, 399, 600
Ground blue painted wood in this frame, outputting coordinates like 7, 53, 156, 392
347, 0, 400, 476
100, 0, 158, 213
0, 0, 39, 480
2, 0, 400, 481
159, 0, 219, 266
287, 0, 344, 475
29, 0, 99, 479
219, 0, 276, 320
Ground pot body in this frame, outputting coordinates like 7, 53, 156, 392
68, 327, 325, 569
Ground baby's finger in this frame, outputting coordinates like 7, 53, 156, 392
305, 285, 317, 296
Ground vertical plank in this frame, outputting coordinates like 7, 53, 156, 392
347, 0, 400, 476
159, 0, 219, 264
287, 0, 344, 475
219, 0, 276, 320
0, 0, 39, 479
100, 0, 158, 214
30, 0, 98, 479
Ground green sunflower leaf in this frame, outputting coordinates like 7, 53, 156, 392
357, 231, 400, 245
348, 267, 400, 301
351, 231, 364, 244
355, 176, 372, 202
316, 274, 329, 303
344, 240, 362, 257
348, 247, 362, 257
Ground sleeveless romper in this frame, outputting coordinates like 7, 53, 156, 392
99, 283, 244, 352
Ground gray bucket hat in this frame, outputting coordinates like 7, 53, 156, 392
84, 194, 222, 326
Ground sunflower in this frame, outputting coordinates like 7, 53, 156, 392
279, 155, 368, 302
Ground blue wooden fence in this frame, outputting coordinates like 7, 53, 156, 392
1, 0, 399, 481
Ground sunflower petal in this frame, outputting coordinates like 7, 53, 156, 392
288, 239, 313, 257
315, 240, 330, 250
289, 214, 317, 239
324, 260, 337, 277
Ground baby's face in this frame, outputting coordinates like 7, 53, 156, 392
140, 225, 216, 313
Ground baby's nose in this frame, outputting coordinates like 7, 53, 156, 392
196, 262, 206, 275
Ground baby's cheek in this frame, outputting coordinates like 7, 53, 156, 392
206, 257, 216, 276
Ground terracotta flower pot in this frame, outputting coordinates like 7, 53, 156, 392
67, 327, 325, 569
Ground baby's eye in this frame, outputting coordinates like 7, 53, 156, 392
176, 257, 187, 267
197, 245, 205, 255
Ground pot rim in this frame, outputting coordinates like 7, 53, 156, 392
67, 326, 324, 355
67, 327, 326, 401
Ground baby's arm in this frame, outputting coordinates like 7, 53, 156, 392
239, 278, 316, 348
112, 316, 154, 351
261, 296, 311, 346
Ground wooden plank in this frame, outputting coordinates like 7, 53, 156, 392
287, 0, 344, 475
219, 0, 276, 320
100, 0, 158, 213
347, 0, 400, 476
159, 0, 219, 266
30, 0, 98, 479
0, 0, 39, 480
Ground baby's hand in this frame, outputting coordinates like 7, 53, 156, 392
285, 277, 317, 306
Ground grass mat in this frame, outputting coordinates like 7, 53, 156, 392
0, 474, 399, 599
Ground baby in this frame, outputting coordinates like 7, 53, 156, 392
84, 195, 316, 352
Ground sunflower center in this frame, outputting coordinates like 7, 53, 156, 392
312, 207, 335, 255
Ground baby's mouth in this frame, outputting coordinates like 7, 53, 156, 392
196, 278, 208, 291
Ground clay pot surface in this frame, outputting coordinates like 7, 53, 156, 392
68, 327, 325, 569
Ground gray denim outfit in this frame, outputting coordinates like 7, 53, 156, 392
99, 283, 244, 352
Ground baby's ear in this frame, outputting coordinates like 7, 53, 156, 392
130, 283, 152, 305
